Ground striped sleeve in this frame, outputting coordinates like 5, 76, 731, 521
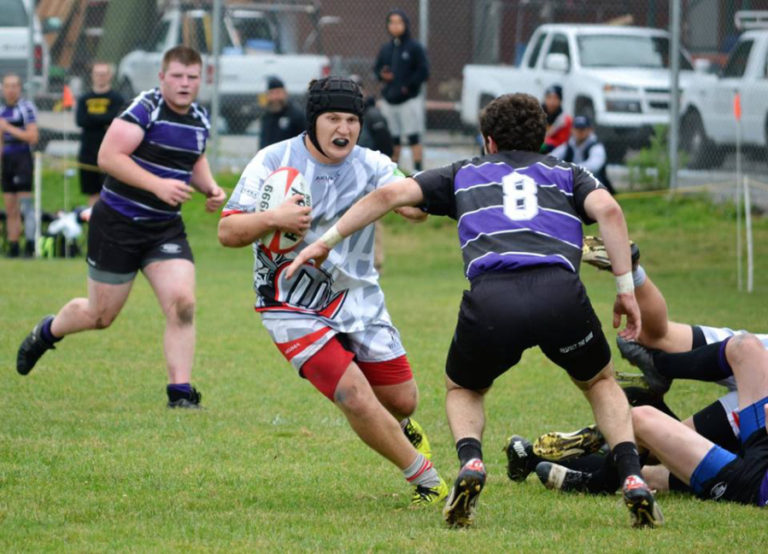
120, 90, 158, 130
21, 100, 37, 124
571, 163, 606, 224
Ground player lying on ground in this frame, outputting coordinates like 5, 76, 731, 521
505, 337, 741, 491
583, 236, 765, 445
287, 93, 662, 528
217, 76, 447, 507
523, 333, 768, 507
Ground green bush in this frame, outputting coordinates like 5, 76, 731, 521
626, 124, 688, 190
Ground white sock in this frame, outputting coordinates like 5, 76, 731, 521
403, 453, 440, 488
633, 264, 647, 288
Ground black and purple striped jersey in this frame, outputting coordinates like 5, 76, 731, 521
101, 88, 210, 221
415, 150, 605, 280
0, 98, 37, 156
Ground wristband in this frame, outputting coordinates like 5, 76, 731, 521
320, 224, 344, 248
615, 271, 634, 294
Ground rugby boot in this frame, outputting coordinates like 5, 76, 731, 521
623, 474, 664, 528
533, 425, 605, 462
617, 337, 671, 395
582, 235, 640, 271
411, 476, 449, 507
443, 458, 486, 528
17, 315, 56, 375
403, 418, 432, 460
535, 461, 593, 493
167, 386, 202, 409
504, 435, 536, 482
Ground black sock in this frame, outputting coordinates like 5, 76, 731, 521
584, 455, 620, 494
41, 318, 62, 344
456, 437, 483, 467
668, 473, 690, 492
623, 387, 679, 420
167, 383, 192, 400
560, 452, 608, 473
612, 441, 643, 483
414, 160, 423, 171
692, 399, 740, 453
654, 339, 733, 381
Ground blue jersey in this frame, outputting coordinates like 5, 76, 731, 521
415, 150, 604, 280
0, 98, 37, 156
101, 88, 210, 221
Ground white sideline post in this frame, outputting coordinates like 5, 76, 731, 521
33, 151, 42, 258
735, 91, 743, 290
744, 175, 754, 292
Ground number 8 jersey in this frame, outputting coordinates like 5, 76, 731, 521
414, 150, 606, 280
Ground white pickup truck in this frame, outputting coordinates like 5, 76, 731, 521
117, 5, 329, 133
460, 24, 694, 161
680, 19, 768, 168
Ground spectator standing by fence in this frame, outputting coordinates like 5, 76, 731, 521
373, 9, 429, 172
76, 62, 124, 206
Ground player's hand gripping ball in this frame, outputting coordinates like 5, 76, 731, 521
259, 166, 312, 253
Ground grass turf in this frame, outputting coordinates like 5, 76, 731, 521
1, 186, 767, 552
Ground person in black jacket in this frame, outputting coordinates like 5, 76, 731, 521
259, 76, 306, 148
76, 62, 124, 205
373, 9, 429, 171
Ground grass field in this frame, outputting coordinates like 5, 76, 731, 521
2, 183, 767, 552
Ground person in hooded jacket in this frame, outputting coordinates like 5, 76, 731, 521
373, 9, 429, 172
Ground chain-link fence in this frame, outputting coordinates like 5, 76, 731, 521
8, 0, 768, 183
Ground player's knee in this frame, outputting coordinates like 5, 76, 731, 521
725, 333, 764, 366
5, 203, 19, 217
381, 385, 418, 418
631, 405, 658, 438
93, 310, 118, 330
172, 297, 196, 326
334, 379, 375, 415
574, 363, 613, 392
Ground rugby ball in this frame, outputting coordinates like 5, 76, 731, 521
259, 167, 312, 254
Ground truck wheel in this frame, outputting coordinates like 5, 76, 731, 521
681, 111, 720, 169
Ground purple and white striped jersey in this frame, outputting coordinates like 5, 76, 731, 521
415, 150, 605, 280
101, 88, 210, 221
0, 98, 37, 155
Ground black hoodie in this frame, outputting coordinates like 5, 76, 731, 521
373, 9, 430, 105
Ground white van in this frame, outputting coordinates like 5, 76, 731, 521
0, 0, 49, 94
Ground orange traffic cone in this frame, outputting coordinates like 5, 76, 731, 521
61, 84, 74, 111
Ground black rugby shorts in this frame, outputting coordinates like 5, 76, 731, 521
1, 150, 33, 193
86, 201, 193, 276
445, 265, 611, 390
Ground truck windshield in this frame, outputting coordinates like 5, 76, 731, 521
0, 0, 29, 26
230, 13, 276, 52
578, 34, 693, 70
